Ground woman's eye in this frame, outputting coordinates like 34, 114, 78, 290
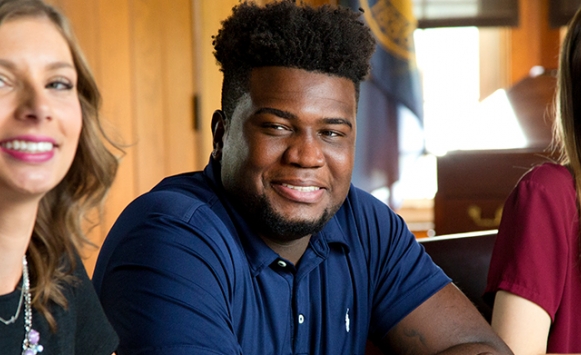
47, 79, 73, 90
0, 76, 9, 88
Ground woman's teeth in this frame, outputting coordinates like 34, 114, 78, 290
2, 140, 54, 153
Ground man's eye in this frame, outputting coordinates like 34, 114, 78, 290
321, 130, 341, 137
265, 123, 287, 130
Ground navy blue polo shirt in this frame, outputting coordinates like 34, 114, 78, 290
93, 159, 450, 355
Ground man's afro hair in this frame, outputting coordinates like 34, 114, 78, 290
213, 0, 376, 119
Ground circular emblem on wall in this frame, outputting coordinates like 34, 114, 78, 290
360, 0, 416, 60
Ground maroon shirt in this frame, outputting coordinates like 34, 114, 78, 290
485, 163, 581, 351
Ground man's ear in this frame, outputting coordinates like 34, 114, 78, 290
211, 110, 227, 161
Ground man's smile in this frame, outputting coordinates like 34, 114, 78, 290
272, 182, 326, 204
280, 183, 320, 192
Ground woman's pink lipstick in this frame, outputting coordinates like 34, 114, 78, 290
0, 136, 56, 163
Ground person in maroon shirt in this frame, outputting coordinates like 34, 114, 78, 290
485, 6, 581, 354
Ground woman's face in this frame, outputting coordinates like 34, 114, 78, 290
0, 16, 82, 202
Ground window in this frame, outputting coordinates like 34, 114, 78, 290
393, 26, 522, 231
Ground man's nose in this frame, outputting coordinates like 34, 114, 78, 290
283, 132, 325, 168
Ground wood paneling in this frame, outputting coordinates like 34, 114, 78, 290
131, 0, 167, 193
47, 0, 197, 275
161, 0, 196, 176
95, 0, 136, 231
509, 0, 561, 85
192, 0, 238, 164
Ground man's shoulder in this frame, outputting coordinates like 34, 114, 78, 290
102, 169, 234, 250
95, 170, 240, 286
333, 185, 406, 240
123, 170, 221, 219
153, 170, 219, 203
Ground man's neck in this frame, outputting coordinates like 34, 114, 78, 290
260, 235, 311, 266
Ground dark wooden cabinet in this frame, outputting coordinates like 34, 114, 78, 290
434, 149, 553, 235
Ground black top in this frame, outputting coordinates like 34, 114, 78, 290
0, 255, 118, 354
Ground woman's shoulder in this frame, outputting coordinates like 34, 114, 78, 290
514, 163, 576, 210
520, 162, 573, 188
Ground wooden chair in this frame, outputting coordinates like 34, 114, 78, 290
418, 229, 497, 322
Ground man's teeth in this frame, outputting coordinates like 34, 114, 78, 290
2, 140, 54, 153
281, 183, 320, 192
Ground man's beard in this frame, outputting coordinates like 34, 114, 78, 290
239, 192, 340, 241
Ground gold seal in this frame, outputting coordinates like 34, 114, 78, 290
360, 0, 417, 60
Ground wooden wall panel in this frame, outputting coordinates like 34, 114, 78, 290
45, 0, 197, 274
85, 0, 135, 275
131, 0, 167, 194
509, 0, 560, 85
49, 0, 100, 68
479, 28, 510, 101
193, 0, 239, 164
161, 0, 198, 176
95, 0, 136, 234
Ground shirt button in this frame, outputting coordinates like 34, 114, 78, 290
298, 314, 305, 324
277, 260, 287, 268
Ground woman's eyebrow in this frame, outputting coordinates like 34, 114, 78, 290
46, 61, 75, 71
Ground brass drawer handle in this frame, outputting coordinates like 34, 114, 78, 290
467, 205, 503, 227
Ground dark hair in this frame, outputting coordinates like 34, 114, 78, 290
554, 6, 581, 255
556, 7, 581, 173
0, 0, 120, 330
213, 0, 375, 120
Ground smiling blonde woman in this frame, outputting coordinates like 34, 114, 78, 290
0, 0, 119, 354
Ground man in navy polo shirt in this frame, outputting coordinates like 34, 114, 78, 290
93, 1, 512, 354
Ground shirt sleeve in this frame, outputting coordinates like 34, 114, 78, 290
348, 190, 451, 341
485, 166, 577, 319
94, 193, 243, 355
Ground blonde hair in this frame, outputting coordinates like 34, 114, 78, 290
0, 0, 120, 330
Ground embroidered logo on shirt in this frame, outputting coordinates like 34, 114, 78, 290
345, 308, 350, 332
